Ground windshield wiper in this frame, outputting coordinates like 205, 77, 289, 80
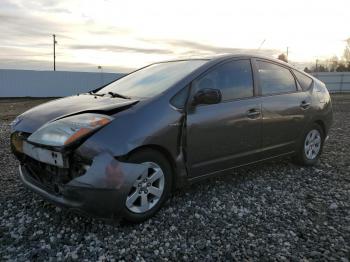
88, 91, 105, 97
107, 92, 131, 99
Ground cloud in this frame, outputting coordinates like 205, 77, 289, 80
87, 26, 131, 36
0, 0, 20, 10
69, 44, 173, 54
0, 0, 286, 72
46, 7, 72, 14
0, 12, 68, 40
142, 38, 280, 57
16, 0, 72, 13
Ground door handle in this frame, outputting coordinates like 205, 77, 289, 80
300, 101, 311, 110
246, 109, 261, 118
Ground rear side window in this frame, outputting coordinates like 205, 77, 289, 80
257, 61, 297, 95
293, 70, 313, 91
193, 59, 254, 101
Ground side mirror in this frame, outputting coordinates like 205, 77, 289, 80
192, 88, 222, 106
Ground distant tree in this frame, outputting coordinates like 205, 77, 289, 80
343, 48, 350, 62
343, 38, 350, 62
336, 63, 348, 72
310, 65, 316, 72
318, 65, 328, 72
304, 67, 311, 73
277, 53, 288, 63
329, 56, 339, 72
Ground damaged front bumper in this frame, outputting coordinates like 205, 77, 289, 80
18, 152, 148, 219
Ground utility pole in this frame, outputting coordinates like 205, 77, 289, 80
98, 66, 104, 86
286, 47, 289, 60
315, 59, 318, 72
53, 34, 57, 71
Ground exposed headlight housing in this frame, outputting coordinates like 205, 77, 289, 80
27, 113, 113, 147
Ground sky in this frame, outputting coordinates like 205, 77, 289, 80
0, 0, 349, 73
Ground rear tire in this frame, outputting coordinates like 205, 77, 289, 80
293, 123, 324, 166
122, 149, 173, 223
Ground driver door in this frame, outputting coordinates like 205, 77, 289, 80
186, 59, 262, 178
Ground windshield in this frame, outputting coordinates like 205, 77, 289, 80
97, 60, 207, 98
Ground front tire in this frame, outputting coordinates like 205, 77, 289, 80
122, 149, 173, 223
294, 123, 324, 166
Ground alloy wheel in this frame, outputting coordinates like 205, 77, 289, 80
304, 129, 321, 160
125, 162, 165, 213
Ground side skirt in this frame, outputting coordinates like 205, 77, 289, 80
187, 151, 295, 184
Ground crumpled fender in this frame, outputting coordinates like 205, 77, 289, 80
74, 98, 189, 187
69, 152, 147, 190
66, 152, 149, 216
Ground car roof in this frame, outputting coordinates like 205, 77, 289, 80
179, 53, 315, 75
157, 53, 290, 68
151, 52, 315, 80
207, 53, 285, 63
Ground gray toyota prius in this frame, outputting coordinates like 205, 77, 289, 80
11, 54, 333, 222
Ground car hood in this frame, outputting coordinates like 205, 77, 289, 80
14, 94, 139, 133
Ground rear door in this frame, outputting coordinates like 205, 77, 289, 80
254, 59, 309, 156
186, 59, 262, 177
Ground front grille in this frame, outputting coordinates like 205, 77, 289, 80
12, 131, 90, 193
25, 157, 71, 195
22, 153, 89, 195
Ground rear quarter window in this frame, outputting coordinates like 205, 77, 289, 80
292, 70, 313, 91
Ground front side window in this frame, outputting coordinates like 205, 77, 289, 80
293, 70, 313, 91
170, 86, 189, 109
257, 61, 297, 95
98, 60, 207, 98
192, 59, 254, 102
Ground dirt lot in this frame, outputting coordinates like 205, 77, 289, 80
0, 94, 349, 261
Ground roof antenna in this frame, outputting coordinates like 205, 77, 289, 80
258, 39, 266, 50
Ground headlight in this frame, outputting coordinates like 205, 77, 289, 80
11, 132, 24, 153
27, 113, 113, 147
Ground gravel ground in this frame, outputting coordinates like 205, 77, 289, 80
0, 95, 349, 261
0, 98, 54, 121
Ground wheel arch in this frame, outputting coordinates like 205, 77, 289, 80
120, 144, 178, 190
314, 119, 326, 136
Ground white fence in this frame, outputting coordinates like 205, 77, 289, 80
312, 72, 350, 93
0, 69, 124, 97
